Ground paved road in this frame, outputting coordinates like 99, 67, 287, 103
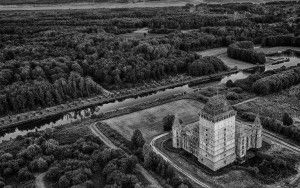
150, 129, 300, 188
150, 133, 211, 188
89, 123, 163, 188
35, 173, 46, 188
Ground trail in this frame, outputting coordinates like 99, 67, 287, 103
35, 172, 46, 188
89, 123, 163, 188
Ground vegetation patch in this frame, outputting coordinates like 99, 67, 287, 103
227, 41, 266, 64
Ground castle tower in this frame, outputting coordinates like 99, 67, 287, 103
172, 114, 183, 148
198, 95, 237, 171
253, 114, 262, 149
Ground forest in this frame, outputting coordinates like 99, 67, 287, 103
0, 2, 298, 117
227, 41, 266, 64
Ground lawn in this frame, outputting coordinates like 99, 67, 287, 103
103, 99, 204, 142
234, 85, 300, 124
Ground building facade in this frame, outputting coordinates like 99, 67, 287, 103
172, 95, 262, 171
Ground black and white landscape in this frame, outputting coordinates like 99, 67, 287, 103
0, 0, 299, 188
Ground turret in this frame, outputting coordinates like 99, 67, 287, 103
172, 114, 183, 148
253, 114, 262, 148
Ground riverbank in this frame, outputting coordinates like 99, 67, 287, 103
0, 70, 240, 134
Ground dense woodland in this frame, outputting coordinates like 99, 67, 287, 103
0, 2, 298, 117
262, 35, 300, 47
227, 41, 266, 64
0, 130, 146, 187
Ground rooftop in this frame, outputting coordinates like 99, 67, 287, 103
202, 95, 233, 116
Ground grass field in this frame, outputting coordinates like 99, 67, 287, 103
103, 99, 204, 142
235, 85, 300, 126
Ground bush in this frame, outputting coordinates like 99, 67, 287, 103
131, 130, 145, 150
231, 87, 243, 93
227, 41, 266, 64
282, 113, 293, 126
262, 35, 300, 47
252, 67, 300, 95
188, 56, 228, 76
58, 175, 71, 188
18, 167, 34, 181
225, 80, 235, 87
226, 92, 240, 100
0, 181, 5, 188
29, 157, 48, 172
45, 166, 62, 181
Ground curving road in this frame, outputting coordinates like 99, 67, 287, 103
150, 129, 300, 188
35, 173, 46, 188
150, 133, 211, 188
89, 123, 163, 188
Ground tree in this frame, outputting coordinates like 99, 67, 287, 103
131, 130, 145, 149
58, 175, 71, 188
225, 80, 235, 88
163, 114, 175, 131
282, 112, 293, 126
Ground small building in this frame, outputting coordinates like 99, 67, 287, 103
172, 95, 262, 171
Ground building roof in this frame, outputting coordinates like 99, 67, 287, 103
202, 95, 233, 116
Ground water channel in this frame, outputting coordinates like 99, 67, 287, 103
0, 55, 299, 143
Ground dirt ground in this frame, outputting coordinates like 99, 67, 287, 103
103, 99, 204, 142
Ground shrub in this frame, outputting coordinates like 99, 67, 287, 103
18, 167, 34, 181
252, 67, 300, 95
262, 35, 300, 47
45, 166, 62, 181
29, 157, 48, 172
131, 130, 145, 150
226, 92, 240, 100
0, 153, 13, 162
282, 113, 293, 126
187, 56, 228, 76
225, 80, 235, 87
0, 181, 4, 188
231, 87, 243, 93
58, 175, 71, 188
227, 41, 266, 64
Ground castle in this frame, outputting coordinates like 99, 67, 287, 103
172, 95, 262, 171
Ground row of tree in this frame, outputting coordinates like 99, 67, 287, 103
0, 72, 104, 115
262, 35, 300, 47
239, 111, 300, 144
252, 67, 300, 95
0, 130, 142, 188
187, 56, 228, 76
227, 41, 266, 64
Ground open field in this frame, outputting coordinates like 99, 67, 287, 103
235, 85, 300, 124
103, 99, 204, 141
